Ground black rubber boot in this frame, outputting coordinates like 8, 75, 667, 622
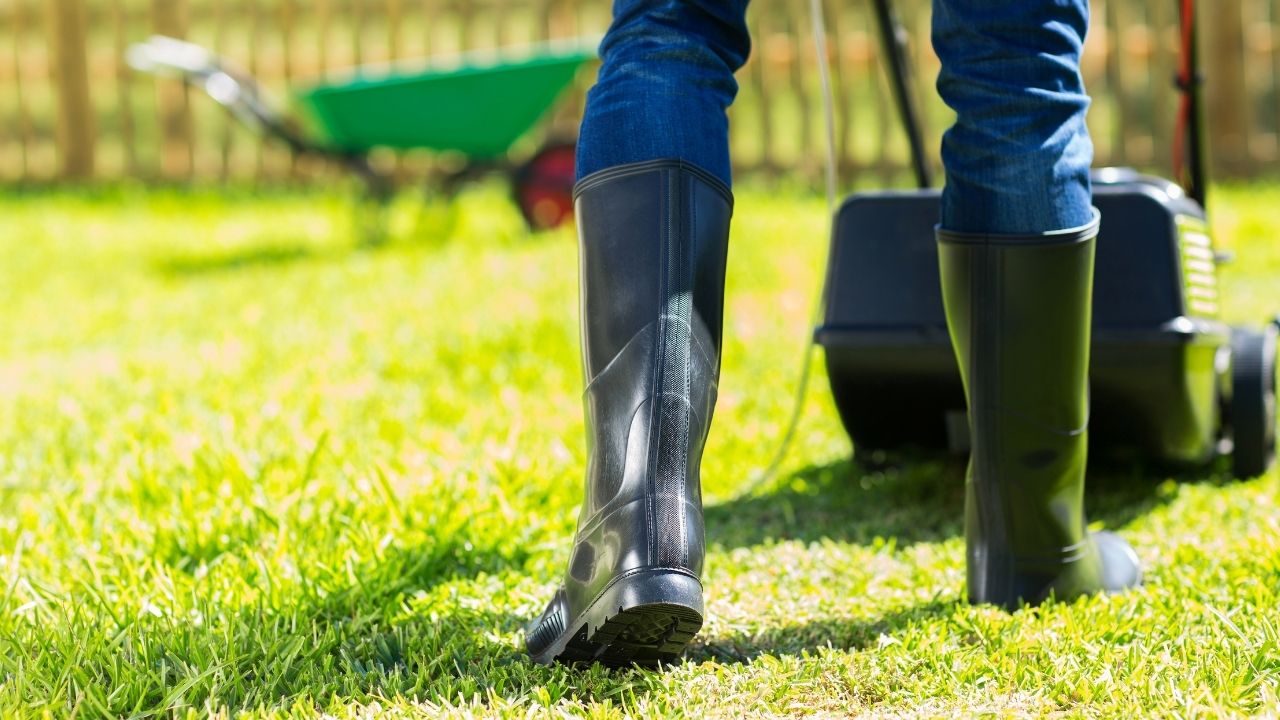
937, 210, 1142, 610
526, 159, 731, 667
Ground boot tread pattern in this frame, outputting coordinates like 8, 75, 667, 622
555, 603, 702, 668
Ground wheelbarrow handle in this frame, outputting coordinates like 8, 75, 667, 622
125, 36, 390, 199
127, 36, 311, 153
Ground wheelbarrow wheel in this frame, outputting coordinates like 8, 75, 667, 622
513, 140, 576, 231
1230, 324, 1278, 479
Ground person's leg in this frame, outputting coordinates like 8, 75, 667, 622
933, 0, 1094, 234
932, 0, 1141, 610
575, 0, 751, 187
526, 0, 749, 666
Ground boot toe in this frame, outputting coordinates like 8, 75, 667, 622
1092, 531, 1142, 592
526, 588, 570, 661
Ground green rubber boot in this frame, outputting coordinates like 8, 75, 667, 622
937, 210, 1142, 610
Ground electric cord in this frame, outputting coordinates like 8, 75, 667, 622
734, 0, 840, 498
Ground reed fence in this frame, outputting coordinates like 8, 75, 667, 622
4, 0, 1279, 187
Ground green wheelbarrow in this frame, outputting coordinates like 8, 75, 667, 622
127, 35, 596, 233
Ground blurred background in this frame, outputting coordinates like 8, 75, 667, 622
6, 0, 1280, 189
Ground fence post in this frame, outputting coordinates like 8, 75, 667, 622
152, 0, 193, 180
112, 0, 138, 177
1103, 0, 1128, 166
1204, 0, 1250, 176
47, 0, 95, 180
10, 0, 32, 180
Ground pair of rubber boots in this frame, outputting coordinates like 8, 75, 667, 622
525, 160, 1141, 668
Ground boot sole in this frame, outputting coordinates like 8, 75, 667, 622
529, 569, 703, 668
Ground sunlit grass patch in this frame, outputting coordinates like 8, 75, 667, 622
0, 182, 1276, 717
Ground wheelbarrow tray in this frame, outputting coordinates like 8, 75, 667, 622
294, 42, 596, 157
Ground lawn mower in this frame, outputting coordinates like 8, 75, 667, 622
126, 35, 594, 235
814, 0, 1278, 478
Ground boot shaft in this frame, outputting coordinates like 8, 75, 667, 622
571, 159, 731, 579
574, 159, 732, 382
937, 212, 1106, 605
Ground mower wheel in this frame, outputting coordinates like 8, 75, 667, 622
1230, 324, 1278, 479
513, 140, 576, 231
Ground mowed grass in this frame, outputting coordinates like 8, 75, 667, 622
0, 180, 1277, 718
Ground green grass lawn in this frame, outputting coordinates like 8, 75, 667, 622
0, 181, 1277, 717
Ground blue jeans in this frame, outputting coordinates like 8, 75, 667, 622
576, 0, 1094, 235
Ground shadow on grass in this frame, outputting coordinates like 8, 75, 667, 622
692, 600, 959, 664
155, 242, 319, 276
149, 199, 477, 277
706, 454, 964, 549
705, 450, 1222, 551
151, 214, 398, 277
149, 225, 461, 276
154, 243, 339, 276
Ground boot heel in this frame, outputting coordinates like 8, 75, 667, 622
554, 570, 703, 668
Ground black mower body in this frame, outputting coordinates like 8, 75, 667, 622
819, 0, 1278, 477
816, 169, 1233, 466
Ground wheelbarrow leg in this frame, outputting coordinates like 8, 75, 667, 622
339, 152, 392, 247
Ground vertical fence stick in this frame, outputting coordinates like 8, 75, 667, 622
387, 0, 402, 59
1273, 0, 1280, 154
1150, 0, 1174, 171
1246, 0, 1277, 162
213, 0, 233, 181
866, 5, 892, 183
751, 2, 773, 175
790, 6, 814, 181
153, 0, 192, 180
1103, 0, 1126, 165
386, 0, 407, 179
534, 0, 550, 41
281, 0, 299, 179
47, 0, 95, 180
10, 0, 32, 179
493, 0, 508, 48
1119, 0, 1147, 164
317, 0, 332, 76
247, 0, 268, 180
456, 0, 474, 52
915, 0, 938, 180
824, 0, 853, 185
420, 0, 435, 55
1205, 0, 1251, 175
280, 0, 295, 80
352, 0, 365, 66
112, 0, 137, 177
